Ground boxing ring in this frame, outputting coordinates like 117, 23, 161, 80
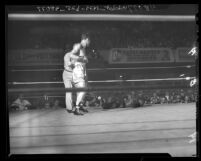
8, 71, 197, 156
7, 12, 197, 157
9, 102, 196, 156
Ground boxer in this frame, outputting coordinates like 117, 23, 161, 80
63, 33, 90, 115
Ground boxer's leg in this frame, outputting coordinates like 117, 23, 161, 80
73, 81, 86, 115
75, 81, 86, 109
63, 71, 73, 111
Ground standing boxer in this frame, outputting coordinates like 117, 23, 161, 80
62, 33, 90, 115
72, 34, 90, 115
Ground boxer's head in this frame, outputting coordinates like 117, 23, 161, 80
81, 33, 90, 48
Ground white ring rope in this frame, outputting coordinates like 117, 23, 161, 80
8, 77, 196, 85
9, 65, 195, 72
22, 96, 65, 99
8, 14, 196, 21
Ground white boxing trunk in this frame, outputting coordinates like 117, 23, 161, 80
73, 62, 86, 83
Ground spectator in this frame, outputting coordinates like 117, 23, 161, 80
137, 91, 145, 107
178, 94, 183, 103
124, 94, 133, 107
122, 96, 128, 108
92, 96, 104, 108
170, 92, 177, 103
185, 95, 190, 103
130, 91, 139, 108
85, 92, 94, 106
190, 93, 196, 102
150, 92, 160, 104
160, 97, 166, 104
87, 96, 97, 107
102, 93, 121, 109
52, 99, 62, 109
132, 97, 141, 108
102, 95, 113, 109
165, 92, 170, 104
10, 94, 32, 111
41, 94, 51, 109
143, 94, 150, 104
180, 90, 186, 103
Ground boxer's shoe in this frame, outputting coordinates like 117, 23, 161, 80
66, 109, 74, 113
74, 108, 84, 115
80, 107, 88, 113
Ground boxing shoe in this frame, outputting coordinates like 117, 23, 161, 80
66, 106, 76, 113
66, 109, 74, 113
74, 108, 84, 115
80, 108, 88, 113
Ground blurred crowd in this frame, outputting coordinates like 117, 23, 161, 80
9, 94, 63, 111
9, 88, 196, 112
84, 88, 196, 109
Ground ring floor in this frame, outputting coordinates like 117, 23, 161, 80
9, 103, 196, 156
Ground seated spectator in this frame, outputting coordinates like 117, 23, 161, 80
175, 94, 182, 103
85, 93, 94, 106
150, 93, 160, 104
85, 95, 96, 107
180, 93, 186, 103
102, 95, 115, 109
185, 95, 190, 103
132, 97, 141, 108
96, 96, 102, 107
42, 94, 51, 108
170, 92, 177, 103
190, 94, 196, 102
124, 94, 133, 107
165, 92, 170, 104
130, 91, 140, 108
116, 98, 123, 108
100, 97, 106, 107
143, 95, 150, 104
138, 98, 145, 107
52, 99, 62, 108
111, 93, 124, 108
160, 97, 166, 104
45, 102, 51, 108
111, 98, 121, 108
10, 94, 32, 111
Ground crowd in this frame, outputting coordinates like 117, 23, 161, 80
9, 88, 196, 112
10, 94, 34, 111
84, 88, 196, 109
9, 94, 63, 111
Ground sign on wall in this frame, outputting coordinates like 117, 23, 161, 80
108, 48, 174, 64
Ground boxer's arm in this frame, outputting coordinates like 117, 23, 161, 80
64, 53, 74, 67
78, 55, 88, 63
69, 44, 85, 62
83, 56, 88, 63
